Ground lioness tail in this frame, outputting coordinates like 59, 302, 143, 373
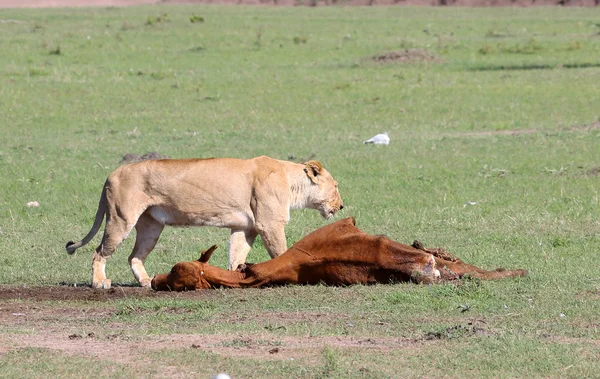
66, 185, 107, 255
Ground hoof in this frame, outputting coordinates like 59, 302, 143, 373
139, 278, 152, 288
412, 255, 438, 284
423, 255, 436, 276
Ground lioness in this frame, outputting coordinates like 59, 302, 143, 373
66, 156, 343, 289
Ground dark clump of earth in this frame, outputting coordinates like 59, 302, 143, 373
120, 152, 170, 164
423, 323, 488, 340
1, 0, 599, 10
372, 49, 440, 63
0, 285, 225, 302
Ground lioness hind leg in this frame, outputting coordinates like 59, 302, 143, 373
92, 213, 137, 289
228, 229, 257, 271
129, 213, 165, 287
92, 251, 111, 289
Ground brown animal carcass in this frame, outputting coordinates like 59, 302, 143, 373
151, 217, 527, 291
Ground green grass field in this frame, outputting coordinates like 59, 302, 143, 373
1, 4, 599, 378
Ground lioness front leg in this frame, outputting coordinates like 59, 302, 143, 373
256, 223, 288, 259
129, 213, 165, 287
228, 229, 257, 271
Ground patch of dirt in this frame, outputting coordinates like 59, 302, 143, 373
0, 285, 238, 302
546, 336, 600, 347
0, 284, 430, 372
0, 302, 115, 326
224, 310, 342, 325
421, 322, 490, 340
0, 285, 156, 302
372, 49, 440, 64
576, 288, 600, 299
3, 330, 424, 363
439, 120, 600, 139
583, 167, 600, 177
0, 0, 158, 7
447, 128, 540, 138
566, 120, 600, 133
2, 0, 599, 8
120, 151, 170, 165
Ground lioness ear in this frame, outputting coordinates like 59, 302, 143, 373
304, 160, 323, 183
198, 245, 218, 263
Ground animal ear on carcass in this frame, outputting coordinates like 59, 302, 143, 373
198, 245, 218, 263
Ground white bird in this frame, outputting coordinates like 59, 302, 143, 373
363, 132, 390, 145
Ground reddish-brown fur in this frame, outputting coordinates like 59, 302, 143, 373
151, 217, 527, 291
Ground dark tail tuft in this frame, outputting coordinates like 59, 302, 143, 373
66, 241, 77, 255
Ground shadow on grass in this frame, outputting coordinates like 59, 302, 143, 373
468, 62, 600, 71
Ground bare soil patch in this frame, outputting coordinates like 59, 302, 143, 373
571, 120, 600, 132
0, 285, 233, 302
0, 284, 429, 375
0, 0, 158, 8
3, 329, 425, 365
582, 166, 600, 177
1, 0, 598, 8
440, 120, 600, 139
0, 285, 156, 302
119, 151, 170, 165
576, 288, 600, 299
373, 49, 441, 64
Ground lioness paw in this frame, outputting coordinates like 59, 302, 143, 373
92, 279, 112, 289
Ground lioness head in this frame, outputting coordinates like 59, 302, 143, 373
303, 160, 344, 220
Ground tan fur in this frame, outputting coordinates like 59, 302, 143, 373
66, 156, 343, 289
